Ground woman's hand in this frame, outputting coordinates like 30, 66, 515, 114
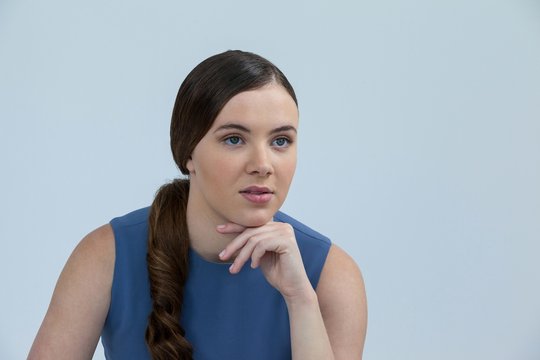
216, 221, 314, 300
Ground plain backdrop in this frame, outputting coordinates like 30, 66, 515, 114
1, 0, 539, 359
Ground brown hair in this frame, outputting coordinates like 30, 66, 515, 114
145, 50, 297, 359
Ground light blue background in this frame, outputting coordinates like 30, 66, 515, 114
1, 0, 539, 359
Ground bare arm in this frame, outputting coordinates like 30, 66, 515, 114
284, 286, 335, 359
28, 224, 115, 360
316, 244, 368, 359
219, 223, 367, 359
284, 244, 367, 360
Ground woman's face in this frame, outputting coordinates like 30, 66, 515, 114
186, 83, 299, 227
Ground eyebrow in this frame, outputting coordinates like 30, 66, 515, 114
214, 123, 297, 135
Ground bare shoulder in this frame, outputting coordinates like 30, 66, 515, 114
58, 224, 115, 294
28, 224, 115, 360
72, 224, 115, 268
316, 244, 368, 359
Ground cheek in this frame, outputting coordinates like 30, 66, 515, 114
281, 156, 297, 179
198, 153, 238, 185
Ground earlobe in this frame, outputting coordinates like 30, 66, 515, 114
186, 157, 195, 174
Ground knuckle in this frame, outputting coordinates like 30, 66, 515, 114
253, 246, 265, 256
248, 234, 262, 244
281, 223, 294, 233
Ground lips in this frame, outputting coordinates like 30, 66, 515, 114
239, 186, 274, 195
239, 186, 274, 204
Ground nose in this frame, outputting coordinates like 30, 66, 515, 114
246, 145, 273, 176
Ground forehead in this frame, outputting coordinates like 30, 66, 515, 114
211, 84, 299, 129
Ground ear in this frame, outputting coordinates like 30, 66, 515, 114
186, 156, 195, 174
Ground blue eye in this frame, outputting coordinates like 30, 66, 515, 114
272, 137, 290, 147
224, 136, 243, 145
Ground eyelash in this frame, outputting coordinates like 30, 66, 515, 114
272, 137, 292, 148
223, 135, 244, 146
222, 135, 293, 148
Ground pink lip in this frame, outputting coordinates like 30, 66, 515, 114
240, 186, 274, 204
240, 186, 273, 194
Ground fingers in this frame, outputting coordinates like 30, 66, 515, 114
226, 233, 263, 274
250, 239, 282, 269
228, 232, 278, 274
216, 223, 247, 234
219, 222, 295, 274
218, 226, 260, 262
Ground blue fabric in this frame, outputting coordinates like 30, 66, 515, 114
101, 207, 331, 359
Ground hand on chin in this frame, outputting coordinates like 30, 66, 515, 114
215, 220, 311, 298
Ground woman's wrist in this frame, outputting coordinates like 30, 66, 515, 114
284, 286, 336, 360
283, 286, 318, 308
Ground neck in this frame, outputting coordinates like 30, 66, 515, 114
186, 190, 236, 263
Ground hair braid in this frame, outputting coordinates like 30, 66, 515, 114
146, 179, 193, 359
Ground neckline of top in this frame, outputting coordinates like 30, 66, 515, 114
188, 247, 233, 266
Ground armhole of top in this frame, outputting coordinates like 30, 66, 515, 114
104, 219, 120, 326
311, 240, 332, 290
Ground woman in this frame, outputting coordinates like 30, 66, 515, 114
29, 50, 367, 359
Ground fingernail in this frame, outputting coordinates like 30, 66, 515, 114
229, 264, 234, 273
217, 224, 226, 230
219, 250, 225, 258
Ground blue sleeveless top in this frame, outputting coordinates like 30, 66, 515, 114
101, 207, 331, 359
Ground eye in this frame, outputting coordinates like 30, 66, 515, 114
224, 136, 244, 146
272, 137, 291, 148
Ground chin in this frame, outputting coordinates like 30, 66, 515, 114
234, 209, 275, 228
